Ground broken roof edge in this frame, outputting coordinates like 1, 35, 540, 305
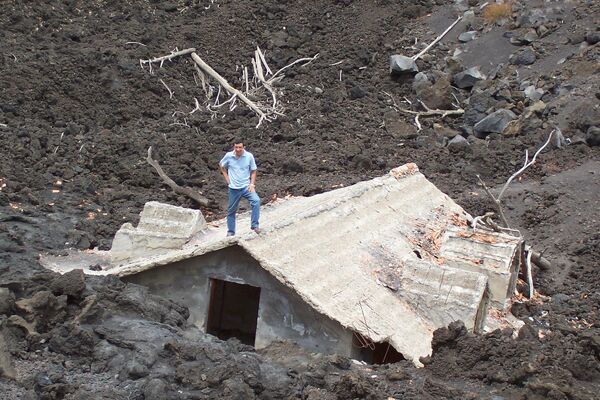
238, 242, 437, 367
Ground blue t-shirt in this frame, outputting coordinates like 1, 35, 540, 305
219, 151, 257, 189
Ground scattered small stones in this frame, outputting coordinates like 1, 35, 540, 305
453, 66, 486, 89
473, 109, 517, 138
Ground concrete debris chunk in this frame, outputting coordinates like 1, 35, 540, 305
390, 54, 418, 74
111, 201, 207, 263
474, 109, 517, 138
453, 66, 486, 89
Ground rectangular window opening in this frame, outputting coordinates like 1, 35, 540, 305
206, 278, 261, 346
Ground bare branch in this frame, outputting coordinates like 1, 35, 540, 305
476, 174, 511, 228
140, 47, 196, 70
526, 249, 534, 298
146, 147, 209, 206
413, 17, 462, 60
269, 54, 319, 83
384, 92, 464, 119
159, 79, 174, 99
191, 52, 269, 126
497, 130, 555, 202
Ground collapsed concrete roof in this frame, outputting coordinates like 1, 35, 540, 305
42, 164, 523, 366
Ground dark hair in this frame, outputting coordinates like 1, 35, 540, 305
232, 137, 244, 146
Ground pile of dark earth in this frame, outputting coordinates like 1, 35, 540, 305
1, 0, 599, 398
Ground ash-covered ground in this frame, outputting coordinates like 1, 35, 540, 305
1, 0, 599, 399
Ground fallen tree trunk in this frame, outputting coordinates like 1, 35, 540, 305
146, 146, 210, 207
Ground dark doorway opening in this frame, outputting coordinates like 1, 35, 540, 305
352, 332, 405, 364
206, 279, 261, 346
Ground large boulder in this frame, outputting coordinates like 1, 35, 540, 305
474, 109, 517, 138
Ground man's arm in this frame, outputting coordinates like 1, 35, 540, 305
219, 164, 230, 185
249, 170, 257, 192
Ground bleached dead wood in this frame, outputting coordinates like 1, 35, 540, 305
383, 92, 463, 130
140, 48, 196, 74
474, 131, 557, 275
268, 53, 319, 82
191, 52, 270, 126
413, 17, 462, 60
496, 130, 554, 202
146, 146, 209, 206
525, 249, 534, 298
159, 79, 174, 99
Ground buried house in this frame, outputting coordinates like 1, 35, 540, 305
42, 164, 524, 366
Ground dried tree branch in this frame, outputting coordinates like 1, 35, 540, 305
191, 52, 269, 126
268, 54, 319, 83
159, 79, 174, 99
140, 47, 196, 73
413, 16, 462, 60
146, 146, 209, 206
476, 174, 511, 228
525, 249, 534, 298
384, 92, 464, 118
497, 130, 555, 202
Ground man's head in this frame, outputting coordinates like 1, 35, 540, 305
233, 139, 244, 157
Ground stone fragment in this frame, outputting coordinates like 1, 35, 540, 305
585, 32, 600, 45
474, 109, 517, 138
434, 123, 460, 138
510, 47, 536, 65
0, 333, 15, 379
586, 126, 600, 147
143, 378, 168, 400
458, 31, 477, 43
349, 86, 367, 99
571, 103, 600, 131
447, 135, 469, 150
384, 110, 418, 139
453, 67, 486, 89
0, 288, 15, 315
462, 10, 475, 27
50, 269, 86, 299
524, 85, 544, 101
390, 54, 418, 74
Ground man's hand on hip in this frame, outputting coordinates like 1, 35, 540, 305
248, 183, 256, 192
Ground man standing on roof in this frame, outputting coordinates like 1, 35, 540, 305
219, 139, 261, 236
